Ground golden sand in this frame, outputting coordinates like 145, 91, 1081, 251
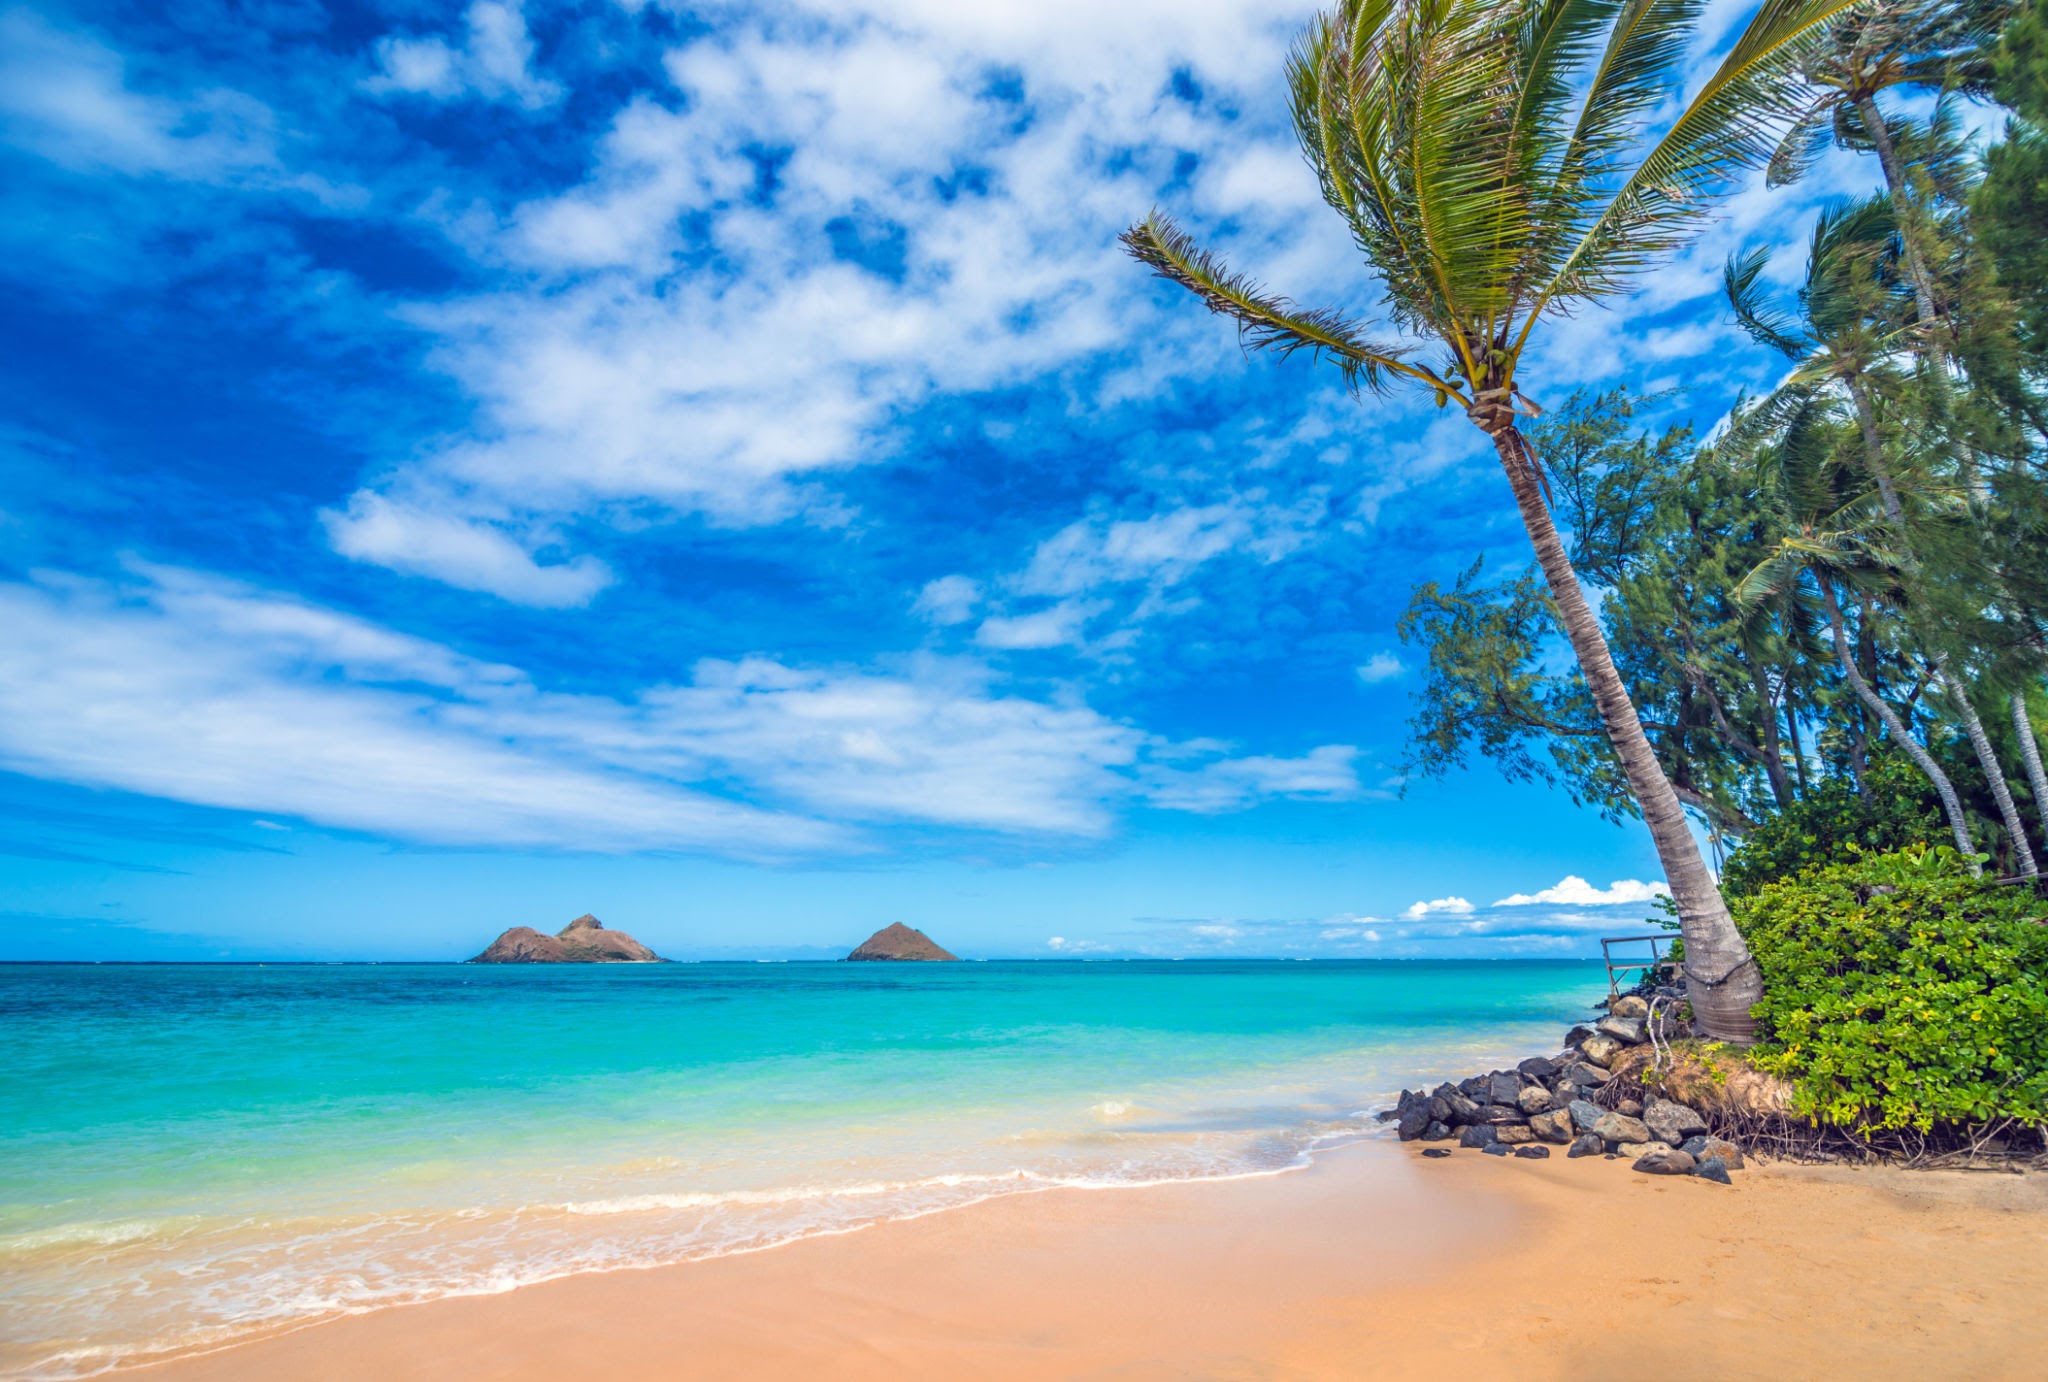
141, 1141, 2048, 1381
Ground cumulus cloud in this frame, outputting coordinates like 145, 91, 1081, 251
912, 574, 980, 626
1402, 895, 1475, 920
366, 1, 561, 110
1493, 876, 1671, 907
1355, 652, 1403, 684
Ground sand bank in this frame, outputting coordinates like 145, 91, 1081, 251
140, 1142, 2048, 1380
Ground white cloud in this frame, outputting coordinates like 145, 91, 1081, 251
329, 1, 1357, 592
975, 601, 1098, 651
1355, 652, 1403, 684
1145, 744, 1363, 814
0, 10, 278, 178
1493, 876, 1672, 907
913, 574, 981, 626
0, 563, 1365, 851
367, 1, 561, 110
321, 491, 613, 608
1402, 895, 1475, 920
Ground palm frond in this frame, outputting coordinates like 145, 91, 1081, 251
1723, 246, 1808, 357
1532, 0, 1871, 318
1119, 211, 1451, 397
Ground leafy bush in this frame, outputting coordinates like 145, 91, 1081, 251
1737, 846, 2048, 1134
1719, 757, 1946, 899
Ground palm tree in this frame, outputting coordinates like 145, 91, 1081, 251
1729, 392, 1984, 869
1768, 0, 2010, 325
1121, 0, 1866, 1042
1726, 198, 2041, 874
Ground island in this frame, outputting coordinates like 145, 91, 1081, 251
468, 913, 663, 963
846, 923, 958, 961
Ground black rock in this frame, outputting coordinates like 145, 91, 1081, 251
1422, 1120, 1454, 1142
1694, 1157, 1734, 1185
1458, 1124, 1498, 1149
1487, 1072, 1521, 1105
1422, 1148, 1454, 1159
1481, 1141, 1511, 1156
1481, 1103, 1530, 1126
1375, 1109, 1401, 1123
1396, 1104, 1432, 1141
1564, 1063, 1607, 1088
1563, 1025, 1596, 1047
1517, 1056, 1559, 1081
1458, 1075, 1490, 1099
1442, 1091, 1483, 1125
1513, 1145, 1552, 1159
1430, 1082, 1459, 1102
1428, 1095, 1452, 1122
1567, 1132, 1604, 1158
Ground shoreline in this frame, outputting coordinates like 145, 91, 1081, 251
132, 1136, 2048, 1382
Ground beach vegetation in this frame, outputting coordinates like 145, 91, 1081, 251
1736, 844, 2048, 1137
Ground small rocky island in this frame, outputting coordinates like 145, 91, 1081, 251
469, 914, 663, 963
846, 923, 957, 961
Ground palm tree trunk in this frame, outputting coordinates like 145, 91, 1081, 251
1855, 93, 1940, 329
1818, 578, 1980, 872
1937, 664, 2038, 877
2010, 693, 2048, 860
1482, 420, 1762, 1041
1847, 374, 2034, 873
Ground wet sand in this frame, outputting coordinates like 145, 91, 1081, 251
141, 1141, 2048, 1381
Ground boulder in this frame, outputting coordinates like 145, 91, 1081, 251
847, 923, 958, 961
1609, 995, 1650, 1019
1422, 1148, 1454, 1159
1635, 1140, 1676, 1157
1591, 1111, 1652, 1144
1694, 1156, 1734, 1184
1496, 1124, 1536, 1145
1643, 1097, 1709, 1145
1596, 1015, 1647, 1045
1442, 1091, 1484, 1125
1617, 1098, 1645, 1118
1458, 1124, 1499, 1149
1567, 1099, 1604, 1133
1396, 1104, 1432, 1141
1631, 1148, 1697, 1176
1516, 1085, 1554, 1115
1563, 1063, 1608, 1088
1481, 1103, 1529, 1126
1487, 1072, 1522, 1105
1458, 1075, 1491, 1100
1529, 1110, 1575, 1144
469, 914, 663, 964
1482, 1141, 1511, 1156
1428, 1096, 1453, 1122
1567, 1132, 1605, 1158
1564, 1025, 1596, 1047
1579, 1034, 1623, 1067
1513, 1145, 1552, 1159
1679, 1135, 1745, 1169
1422, 1121, 1454, 1142
1517, 1056, 1559, 1081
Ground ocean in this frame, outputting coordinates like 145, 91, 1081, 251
0, 959, 1603, 1377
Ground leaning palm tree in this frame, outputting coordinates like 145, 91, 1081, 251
1121, 0, 1869, 1042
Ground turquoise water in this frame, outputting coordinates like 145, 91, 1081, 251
0, 960, 1603, 1377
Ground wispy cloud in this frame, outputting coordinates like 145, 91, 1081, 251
1402, 894, 1475, 920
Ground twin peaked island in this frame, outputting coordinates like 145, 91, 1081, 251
467, 916, 958, 964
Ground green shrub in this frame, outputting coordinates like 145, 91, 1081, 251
1719, 757, 1946, 900
1737, 845, 2048, 1134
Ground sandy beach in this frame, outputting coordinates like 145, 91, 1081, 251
138, 1139, 2048, 1381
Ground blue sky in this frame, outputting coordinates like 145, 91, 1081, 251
0, 0, 1898, 961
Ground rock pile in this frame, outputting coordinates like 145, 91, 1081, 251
1383, 994, 1746, 1186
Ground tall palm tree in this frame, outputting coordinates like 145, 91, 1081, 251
1729, 392, 1984, 869
1767, 0, 2010, 325
1726, 198, 2041, 874
1121, 0, 1865, 1042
